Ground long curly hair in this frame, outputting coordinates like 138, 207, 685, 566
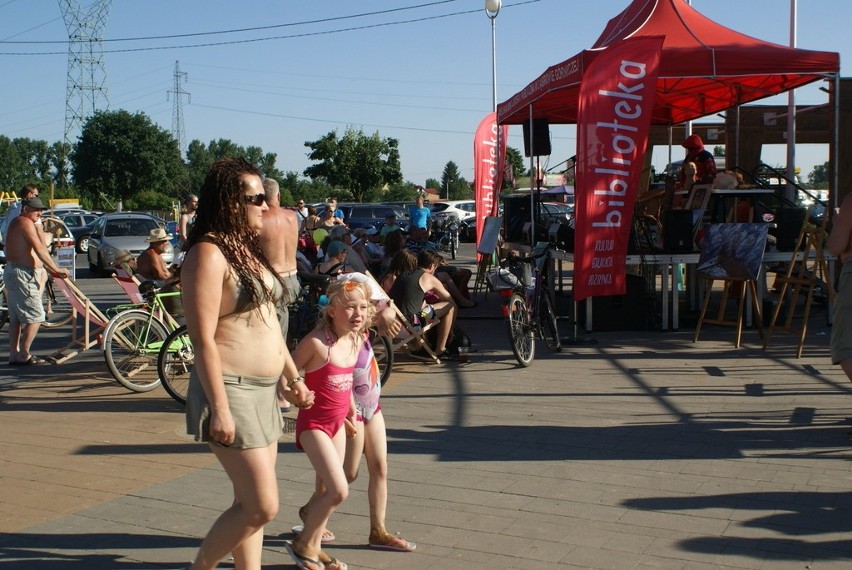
185, 157, 281, 312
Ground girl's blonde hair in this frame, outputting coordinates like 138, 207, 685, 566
318, 278, 375, 346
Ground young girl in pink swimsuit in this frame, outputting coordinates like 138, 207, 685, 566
286, 278, 374, 570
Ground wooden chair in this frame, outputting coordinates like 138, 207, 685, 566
763, 207, 835, 357
49, 278, 111, 364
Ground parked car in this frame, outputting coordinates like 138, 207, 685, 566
430, 200, 476, 224
317, 203, 410, 232
55, 212, 101, 253
86, 212, 173, 274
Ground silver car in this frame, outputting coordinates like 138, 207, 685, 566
86, 212, 173, 274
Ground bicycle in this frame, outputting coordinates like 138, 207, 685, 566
157, 273, 395, 406
431, 220, 459, 260
102, 281, 182, 393
496, 241, 562, 367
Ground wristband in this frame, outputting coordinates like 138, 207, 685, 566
287, 376, 303, 388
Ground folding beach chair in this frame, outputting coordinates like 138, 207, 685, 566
360, 271, 442, 365
112, 267, 144, 304
48, 278, 111, 364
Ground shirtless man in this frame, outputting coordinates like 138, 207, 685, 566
136, 227, 175, 286
4, 196, 69, 365
259, 179, 301, 341
827, 193, 852, 382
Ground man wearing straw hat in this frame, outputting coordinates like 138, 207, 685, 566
136, 227, 175, 287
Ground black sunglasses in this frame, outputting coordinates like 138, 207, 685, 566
243, 193, 266, 206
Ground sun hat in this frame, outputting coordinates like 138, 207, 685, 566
145, 227, 173, 243
326, 240, 347, 257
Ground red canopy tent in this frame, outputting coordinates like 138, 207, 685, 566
497, 0, 840, 127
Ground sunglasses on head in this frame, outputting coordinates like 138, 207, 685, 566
243, 193, 267, 206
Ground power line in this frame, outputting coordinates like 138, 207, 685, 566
0, 0, 540, 56
1, 0, 464, 43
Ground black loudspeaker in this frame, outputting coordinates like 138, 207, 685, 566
663, 209, 694, 253
584, 274, 649, 331
503, 196, 531, 242
775, 207, 806, 251
522, 118, 552, 157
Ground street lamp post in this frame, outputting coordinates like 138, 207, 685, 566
485, 0, 501, 112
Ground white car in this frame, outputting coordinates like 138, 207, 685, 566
430, 200, 476, 224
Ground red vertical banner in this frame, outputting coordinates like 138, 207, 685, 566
473, 112, 509, 250
573, 36, 663, 301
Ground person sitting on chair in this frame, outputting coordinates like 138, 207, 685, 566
388, 249, 457, 358
136, 227, 176, 287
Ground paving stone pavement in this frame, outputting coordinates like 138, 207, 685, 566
1, 269, 851, 569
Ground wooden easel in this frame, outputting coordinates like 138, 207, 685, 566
473, 216, 502, 295
694, 277, 764, 348
762, 208, 835, 357
692, 224, 769, 348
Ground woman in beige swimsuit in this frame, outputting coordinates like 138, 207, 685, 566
182, 157, 314, 570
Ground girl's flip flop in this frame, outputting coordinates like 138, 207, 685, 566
291, 524, 336, 544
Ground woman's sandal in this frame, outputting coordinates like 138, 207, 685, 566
285, 540, 325, 570
368, 531, 417, 552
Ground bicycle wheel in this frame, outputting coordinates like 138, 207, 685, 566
450, 233, 457, 260
42, 278, 73, 328
0, 285, 7, 331
158, 324, 193, 405
539, 290, 562, 352
368, 328, 394, 387
103, 310, 168, 392
507, 292, 534, 366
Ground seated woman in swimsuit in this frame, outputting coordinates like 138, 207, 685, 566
181, 157, 314, 570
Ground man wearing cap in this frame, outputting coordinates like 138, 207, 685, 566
4, 196, 70, 365
379, 211, 402, 243
327, 225, 372, 273
136, 227, 176, 286
677, 134, 717, 189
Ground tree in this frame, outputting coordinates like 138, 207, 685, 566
0, 136, 67, 191
504, 146, 525, 190
184, 138, 285, 199
440, 161, 469, 200
713, 145, 725, 157
424, 178, 441, 193
808, 161, 829, 189
72, 110, 184, 210
303, 127, 402, 202
384, 181, 419, 202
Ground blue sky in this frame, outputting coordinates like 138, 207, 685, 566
0, 0, 847, 188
